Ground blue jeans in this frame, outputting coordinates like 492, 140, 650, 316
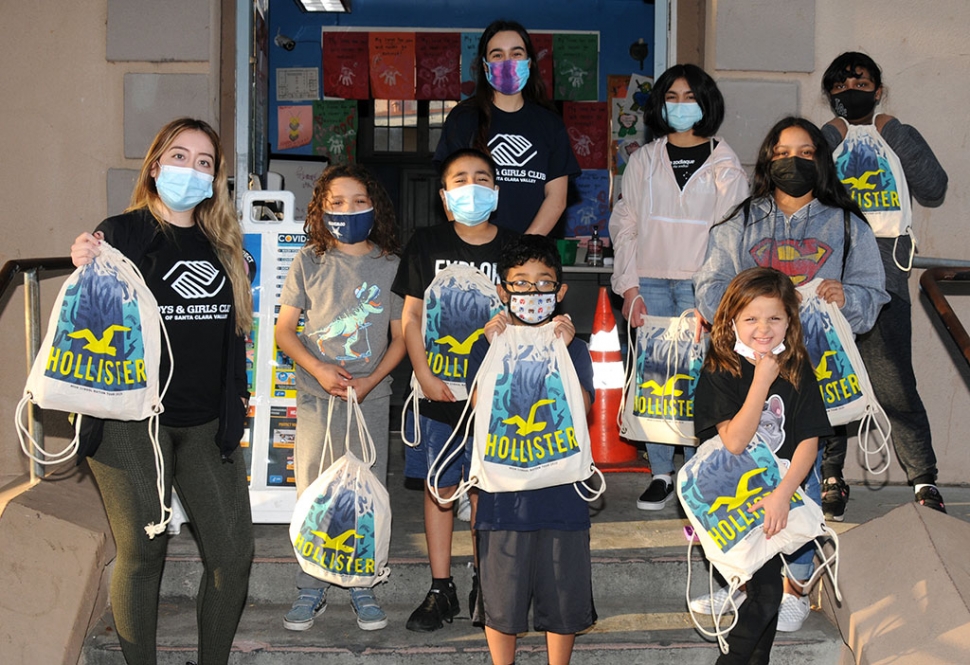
638, 277, 697, 475
403, 412, 470, 487
783, 449, 823, 581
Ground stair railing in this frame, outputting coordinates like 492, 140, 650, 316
0, 257, 74, 481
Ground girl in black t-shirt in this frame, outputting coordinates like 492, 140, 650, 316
693, 267, 830, 665
70, 118, 253, 665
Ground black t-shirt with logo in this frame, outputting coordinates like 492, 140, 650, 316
392, 222, 519, 425
96, 210, 232, 427
666, 139, 715, 190
434, 101, 581, 235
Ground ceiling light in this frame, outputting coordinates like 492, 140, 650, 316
294, 0, 351, 12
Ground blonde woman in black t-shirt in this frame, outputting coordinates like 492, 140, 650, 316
70, 118, 253, 665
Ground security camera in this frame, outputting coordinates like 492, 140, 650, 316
275, 30, 296, 51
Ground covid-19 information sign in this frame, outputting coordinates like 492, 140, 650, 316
240, 191, 304, 522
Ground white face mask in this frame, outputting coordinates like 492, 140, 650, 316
732, 321, 786, 360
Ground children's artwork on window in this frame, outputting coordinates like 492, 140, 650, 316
460, 31, 480, 100
312, 100, 358, 164
531, 32, 555, 100
416, 32, 461, 101
322, 32, 370, 100
626, 73, 654, 112
608, 74, 652, 175
369, 32, 416, 100
564, 102, 608, 170
565, 170, 610, 239
552, 34, 598, 101
278, 105, 312, 151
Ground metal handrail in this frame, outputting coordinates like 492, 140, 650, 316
919, 266, 970, 370
0, 257, 74, 480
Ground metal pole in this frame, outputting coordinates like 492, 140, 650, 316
914, 256, 970, 270
23, 270, 43, 481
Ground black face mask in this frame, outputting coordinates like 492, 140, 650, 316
831, 89, 878, 120
770, 157, 817, 198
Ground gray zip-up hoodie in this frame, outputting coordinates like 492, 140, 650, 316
694, 197, 889, 334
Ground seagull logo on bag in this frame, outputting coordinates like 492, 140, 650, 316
66, 325, 131, 357
639, 373, 694, 397
708, 468, 767, 514
310, 528, 363, 553
502, 399, 556, 435
435, 328, 485, 355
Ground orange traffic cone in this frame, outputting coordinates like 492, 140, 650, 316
587, 287, 646, 471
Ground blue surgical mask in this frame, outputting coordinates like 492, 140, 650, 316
154, 164, 214, 212
662, 102, 703, 133
324, 207, 375, 244
484, 58, 531, 96
443, 184, 499, 226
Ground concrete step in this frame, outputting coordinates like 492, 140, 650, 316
81, 438, 845, 663
81, 597, 840, 665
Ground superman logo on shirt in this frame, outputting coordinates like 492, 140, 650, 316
749, 238, 833, 285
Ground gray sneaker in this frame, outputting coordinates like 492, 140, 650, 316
350, 587, 388, 630
283, 587, 327, 631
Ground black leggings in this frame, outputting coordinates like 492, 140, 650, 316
88, 419, 253, 665
717, 557, 783, 665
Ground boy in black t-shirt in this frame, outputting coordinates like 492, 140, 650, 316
392, 149, 518, 632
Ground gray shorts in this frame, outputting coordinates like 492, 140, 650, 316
478, 528, 594, 635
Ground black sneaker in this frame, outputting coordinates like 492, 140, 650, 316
637, 478, 673, 511
822, 477, 850, 522
469, 571, 485, 628
916, 486, 947, 513
406, 585, 460, 632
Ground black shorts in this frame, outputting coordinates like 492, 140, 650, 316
477, 528, 594, 634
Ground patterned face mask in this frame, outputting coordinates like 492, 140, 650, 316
484, 58, 531, 96
508, 292, 557, 325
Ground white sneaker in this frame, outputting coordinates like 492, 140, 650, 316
776, 593, 811, 632
689, 586, 747, 615
456, 493, 472, 522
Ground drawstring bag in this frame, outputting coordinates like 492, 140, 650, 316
429, 324, 604, 502
797, 278, 892, 474
15, 240, 173, 537
400, 264, 504, 446
290, 387, 391, 587
619, 304, 708, 445
676, 434, 841, 654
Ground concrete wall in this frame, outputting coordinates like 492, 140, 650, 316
704, 0, 970, 484
0, 2, 226, 486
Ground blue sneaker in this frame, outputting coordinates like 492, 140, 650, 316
283, 587, 327, 631
350, 587, 388, 630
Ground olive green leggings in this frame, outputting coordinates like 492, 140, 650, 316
88, 419, 253, 665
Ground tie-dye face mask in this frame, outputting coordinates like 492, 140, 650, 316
484, 58, 531, 96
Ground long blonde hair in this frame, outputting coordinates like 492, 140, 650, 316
128, 117, 253, 334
